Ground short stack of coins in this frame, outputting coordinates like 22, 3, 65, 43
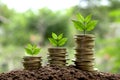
48, 47, 67, 66
74, 34, 95, 72
23, 56, 42, 70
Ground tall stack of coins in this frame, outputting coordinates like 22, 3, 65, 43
23, 56, 42, 70
48, 47, 67, 66
74, 34, 95, 72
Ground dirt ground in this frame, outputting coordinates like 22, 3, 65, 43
0, 65, 120, 80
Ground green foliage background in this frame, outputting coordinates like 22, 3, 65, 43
0, 0, 120, 73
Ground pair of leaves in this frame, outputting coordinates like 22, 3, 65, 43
52, 33, 63, 40
48, 32, 67, 47
72, 13, 98, 32
25, 44, 41, 56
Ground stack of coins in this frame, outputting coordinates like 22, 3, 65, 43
48, 47, 67, 66
23, 56, 42, 70
74, 34, 95, 72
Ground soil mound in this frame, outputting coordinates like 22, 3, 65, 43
0, 65, 120, 80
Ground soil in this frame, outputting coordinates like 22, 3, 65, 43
0, 65, 120, 80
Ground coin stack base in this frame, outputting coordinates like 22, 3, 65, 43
23, 56, 42, 70
48, 48, 67, 66
74, 34, 96, 72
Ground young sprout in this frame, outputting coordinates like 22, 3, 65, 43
48, 32, 67, 47
25, 44, 41, 56
72, 13, 98, 34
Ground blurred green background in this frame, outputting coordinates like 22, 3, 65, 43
0, 0, 120, 73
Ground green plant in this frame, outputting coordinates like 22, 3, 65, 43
48, 32, 67, 47
72, 13, 98, 34
25, 44, 41, 56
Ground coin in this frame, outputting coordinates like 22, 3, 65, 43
76, 52, 94, 55
23, 56, 41, 61
74, 48, 94, 52
75, 62, 94, 66
75, 52, 94, 55
75, 40, 95, 44
76, 65, 94, 70
48, 57, 66, 61
49, 61, 66, 64
74, 34, 95, 38
23, 61, 41, 66
75, 55, 94, 59
76, 57, 95, 60
49, 52, 66, 55
48, 48, 66, 53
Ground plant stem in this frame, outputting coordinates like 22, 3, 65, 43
56, 38, 59, 47
83, 29, 85, 35
83, 21, 86, 36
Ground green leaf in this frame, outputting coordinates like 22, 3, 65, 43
27, 44, 32, 49
49, 33, 67, 47
85, 14, 92, 23
86, 20, 98, 31
52, 32, 57, 39
25, 44, 41, 56
76, 13, 84, 23
72, 13, 98, 33
58, 33, 63, 40
58, 38, 67, 46
25, 48, 33, 55
33, 48, 41, 55
72, 20, 84, 31
48, 38, 57, 46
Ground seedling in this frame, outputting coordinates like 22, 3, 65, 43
25, 44, 41, 56
72, 13, 98, 34
48, 32, 67, 47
